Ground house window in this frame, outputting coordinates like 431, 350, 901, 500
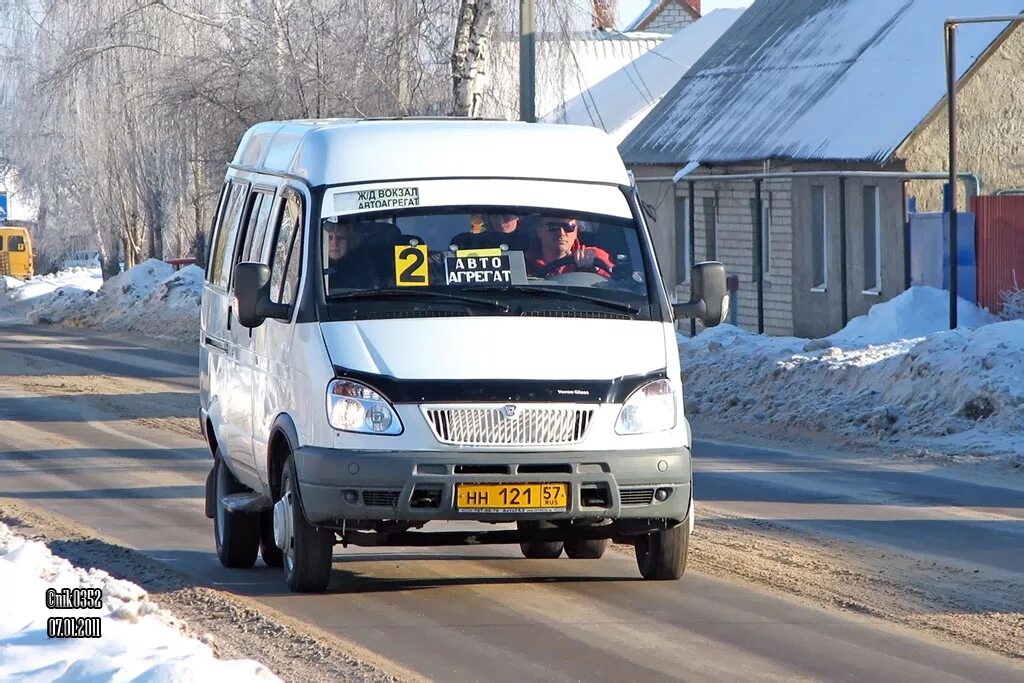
811, 185, 827, 290
862, 186, 881, 293
674, 196, 690, 284
703, 195, 717, 261
750, 192, 772, 275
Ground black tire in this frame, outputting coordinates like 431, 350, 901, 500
565, 538, 609, 559
213, 453, 260, 569
518, 520, 564, 559
635, 523, 689, 580
259, 510, 284, 568
280, 455, 334, 593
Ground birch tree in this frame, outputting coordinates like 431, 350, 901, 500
451, 0, 493, 117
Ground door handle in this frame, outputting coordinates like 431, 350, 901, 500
227, 305, 232, 331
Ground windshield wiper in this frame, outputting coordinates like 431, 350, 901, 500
328, 287, 510, 312
468, 285, 641, 315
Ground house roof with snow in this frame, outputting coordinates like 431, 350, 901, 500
548, 10, 743, 142
626, 0, 701, 32
483, 30, 668, 122
619, 0, 1024, 166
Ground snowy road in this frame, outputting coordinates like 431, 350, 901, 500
1, 322, 1022, 682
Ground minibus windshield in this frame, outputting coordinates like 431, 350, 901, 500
319, 208, 658, 318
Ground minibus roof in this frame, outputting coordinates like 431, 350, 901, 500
230, 118, 632, 188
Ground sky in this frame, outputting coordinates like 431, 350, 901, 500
617, 0, 755, 28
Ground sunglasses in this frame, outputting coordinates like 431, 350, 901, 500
543, 222, 577, 233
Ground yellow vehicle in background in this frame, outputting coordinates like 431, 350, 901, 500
0, 223, 34, 280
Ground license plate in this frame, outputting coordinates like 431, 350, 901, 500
456, 483, 568, 512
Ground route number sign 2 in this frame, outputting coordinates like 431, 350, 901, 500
394, 244, 429, 286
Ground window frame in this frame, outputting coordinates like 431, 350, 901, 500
862, 185, 882, 295
811, 184, 828, 292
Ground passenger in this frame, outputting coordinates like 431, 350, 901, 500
527, 217, 613, 278
485, 213, 532, 252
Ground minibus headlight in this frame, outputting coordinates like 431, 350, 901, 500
326, 379, 403, 435
615, 379, 677, 435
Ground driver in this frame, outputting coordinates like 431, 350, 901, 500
324, 220, 369, 289
526, 217, 613, 279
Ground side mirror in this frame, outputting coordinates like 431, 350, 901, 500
234, 262, 291, 328
672, 261, 729, 327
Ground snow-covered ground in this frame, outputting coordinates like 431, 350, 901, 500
0, 522, 279, 682
2, 259, 201, 341
681, 287, 1024, 467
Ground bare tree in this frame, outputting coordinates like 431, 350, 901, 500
0, 0, 597, 278
451, 0, 493, 117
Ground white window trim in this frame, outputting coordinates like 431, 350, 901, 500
680, 197, 691, 284
862, 186, 882, 295
761, 194, 771, 276
812, 186, 827, 291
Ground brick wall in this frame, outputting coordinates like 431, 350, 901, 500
669, 174, 794, 336
646, 4, 695, 33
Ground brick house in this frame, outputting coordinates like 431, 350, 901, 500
627, 0, 701, 33
619, 0, 1024, 339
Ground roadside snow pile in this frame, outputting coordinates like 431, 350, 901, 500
828, 286, 996, 344
0, 522, 280, 681
681, 287, 1024, 464
26, 259, 201, 341
0, 267, 103, 320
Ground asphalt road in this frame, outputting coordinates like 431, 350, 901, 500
1, 322, 1022, 682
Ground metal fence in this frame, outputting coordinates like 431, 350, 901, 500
972, 194, 1024, 315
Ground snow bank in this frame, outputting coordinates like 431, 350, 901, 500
0, 267, 103, 320
828, 287, 996, 345
24, 260, 200, 341
0, 522, 279, 682
681, 287, 1024, 464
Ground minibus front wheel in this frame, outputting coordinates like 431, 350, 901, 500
278, 455, 334, 593
634, 523, 689, 580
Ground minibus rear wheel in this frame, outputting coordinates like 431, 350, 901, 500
565, 538, 609, 559
634, 523, 688, 580
518, 520, 564, 559
213, 451, 260, 568
280, 455, 334, 593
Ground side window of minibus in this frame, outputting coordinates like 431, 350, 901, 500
203, 183, 228, 276
229, 190, 264, 290
244, 190, 276, 262
268, 192, 304, 306
208, 181, 247, 289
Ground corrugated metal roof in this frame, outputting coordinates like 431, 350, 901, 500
619, 0, 1024, 166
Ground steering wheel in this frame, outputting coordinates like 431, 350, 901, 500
537, 254, 614, 277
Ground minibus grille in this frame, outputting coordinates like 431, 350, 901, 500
423, 405, 594, 446
618, 487, 656, 506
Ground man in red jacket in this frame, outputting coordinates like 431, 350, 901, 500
527, 216, 613, 279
